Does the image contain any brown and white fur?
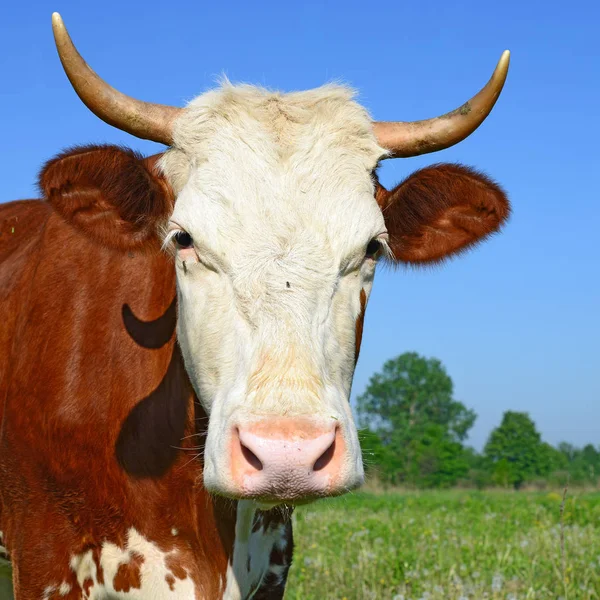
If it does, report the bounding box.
[0,82,509,599]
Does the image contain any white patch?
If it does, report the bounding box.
[69,528,196,600]
[222,501,288,600]
[160,83,385,497]
[171,528,178,536]
[42,585,56,600]
[59,582,72,596]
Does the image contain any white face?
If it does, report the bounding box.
[161,83,388,502]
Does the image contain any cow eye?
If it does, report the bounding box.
[365,238,382,259]
[174,231,194,249]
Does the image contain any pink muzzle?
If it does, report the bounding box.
[230,418,346,501]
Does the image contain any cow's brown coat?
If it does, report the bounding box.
[0,145,508,599]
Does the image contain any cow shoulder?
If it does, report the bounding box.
[0,200,53,418]
[39,145,173,251]
[0,199,52,295]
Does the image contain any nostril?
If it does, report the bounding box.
[313,438,336,472]
[240,442,263,471]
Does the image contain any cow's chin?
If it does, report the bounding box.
[201,415,365,505]
[203,472,365,507]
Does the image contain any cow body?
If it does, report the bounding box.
[0,197,292,599]
[2,32,511,593]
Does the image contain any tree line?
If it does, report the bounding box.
[357,352,597,489]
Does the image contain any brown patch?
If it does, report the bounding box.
[165,555,188,580]
[93,548,105,585]
[354,288,367,362]
[113,552,144,593]
[82,578,94,597]
[376,163,510,265]
[165,574,176,591]
[0,145,252,600]
[39,145,173,251]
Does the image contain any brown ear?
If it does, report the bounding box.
[377,164,510,264]
[39,145,173,251]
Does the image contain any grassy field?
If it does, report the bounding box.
[285,490,600,600]
[1,491,599,599]
[0,558,12,600]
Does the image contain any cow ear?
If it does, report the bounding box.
[39,145,173,251]
[377,164,510,265]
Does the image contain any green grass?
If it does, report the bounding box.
[2,491,599,599]
[285,490,600,600]
[0,558,12,600]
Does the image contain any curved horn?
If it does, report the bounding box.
[51,13,181,145]
[374,51,510,158]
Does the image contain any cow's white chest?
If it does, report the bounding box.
[68,528,196,600]
[222,501,289,600]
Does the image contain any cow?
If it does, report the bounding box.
[0,12,511,600]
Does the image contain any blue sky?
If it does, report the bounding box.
[2,0,598,450]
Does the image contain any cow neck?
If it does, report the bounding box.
[223,501,294,600]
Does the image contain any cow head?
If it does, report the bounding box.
[45,14,510,504]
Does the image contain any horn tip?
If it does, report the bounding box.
[51,12,65,32]
[492,50,510,83]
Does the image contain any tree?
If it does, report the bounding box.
[358,428,390,476]
[484,411,550,489]
[407,423,470,488]
[580,444,599,483]
[357,352,476,487]
[539,441,568,473]
[462,446,493,489]
[556,442,600,484]
[557,441,578,463]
